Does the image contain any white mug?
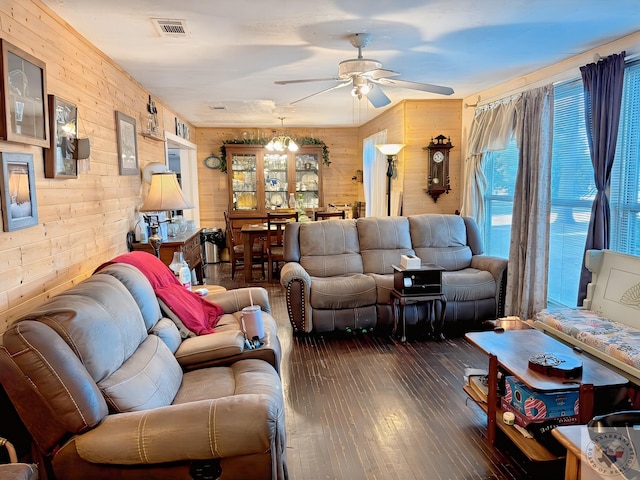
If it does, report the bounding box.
[241,305,264,340]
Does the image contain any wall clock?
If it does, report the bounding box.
[423,134,453,202]
[204,154,222,169]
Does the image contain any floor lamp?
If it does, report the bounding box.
[140,171,194,258]
[375,144,405,216]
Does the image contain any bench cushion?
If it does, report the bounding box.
[536,308,640,369]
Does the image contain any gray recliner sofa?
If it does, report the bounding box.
[0,259,287,479]
[281,213,507,336]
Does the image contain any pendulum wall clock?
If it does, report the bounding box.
[424,134,453,202]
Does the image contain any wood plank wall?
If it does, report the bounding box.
[197,99,462,228]
[0,1,194,330]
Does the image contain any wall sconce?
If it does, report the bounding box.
[375,143,405,216]
[351,169,363,182]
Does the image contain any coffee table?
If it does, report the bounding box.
[465,328,628,462]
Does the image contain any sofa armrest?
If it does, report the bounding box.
[204,287,271,314]
[174,330,245,368]
[470,255,508,317]
[75,396,279,464]
[280,262,312,333]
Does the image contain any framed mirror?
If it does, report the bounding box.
[0,40,49,147]
[45,95,78,178]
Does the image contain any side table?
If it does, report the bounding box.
[131,228,204,284]
[390,263,446,342]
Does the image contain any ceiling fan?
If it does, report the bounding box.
[275,33,454,108]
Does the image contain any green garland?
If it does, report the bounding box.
[219,136,330,173]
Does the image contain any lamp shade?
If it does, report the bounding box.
[376,144,406,156]
[140,172,194,212]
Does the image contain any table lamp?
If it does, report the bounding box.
[375,144,405,216]
[140,171,194,257]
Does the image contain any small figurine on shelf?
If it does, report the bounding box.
[147,95,159,135]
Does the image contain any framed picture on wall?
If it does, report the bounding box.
[0,152,38,231]
[116,111,138,175]
[0,39,49,148]
[45,95,78,178]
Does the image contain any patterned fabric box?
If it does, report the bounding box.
[503,376,579,423]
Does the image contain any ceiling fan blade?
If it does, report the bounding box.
[290,80,352,105]
[366,84,391,108]
[377,78,454,96]
[275,77,340,85]
[361,68,400,80]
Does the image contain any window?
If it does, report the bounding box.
[483,142,518,258]
[611,61,640,256]
[483,64,640,307]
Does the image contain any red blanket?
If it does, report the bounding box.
[99,251,223,335]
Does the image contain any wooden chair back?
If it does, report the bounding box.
[314,210,346,221]
[266,211,298,281]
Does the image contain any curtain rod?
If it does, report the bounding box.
[467,50,640,110]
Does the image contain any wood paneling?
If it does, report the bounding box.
[357,99,462,216]
[0,1,194,330]
[195,127,360,229]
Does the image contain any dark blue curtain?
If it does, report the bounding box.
[577,52,625,305]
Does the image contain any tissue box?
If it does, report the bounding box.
[400,254,421,269]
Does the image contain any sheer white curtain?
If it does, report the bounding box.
[363,130,387,217]
[506,85,554,319]
[460,97,519,225]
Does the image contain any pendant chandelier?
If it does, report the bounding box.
[265,117,298,152]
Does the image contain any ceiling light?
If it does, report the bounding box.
[265,117,298,152]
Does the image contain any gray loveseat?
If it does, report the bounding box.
[281,214,507,336]
[0,258,286,479]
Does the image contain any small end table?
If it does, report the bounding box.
[391,264,446,342]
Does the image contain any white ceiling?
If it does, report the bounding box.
[42,0,640,128]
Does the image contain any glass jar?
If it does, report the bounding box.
[169,252,184,276]
[288,193,297,209]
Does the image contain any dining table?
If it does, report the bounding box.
[240,217,307,282]
[240,222,270,282]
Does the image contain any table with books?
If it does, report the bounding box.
[464,328,628,462]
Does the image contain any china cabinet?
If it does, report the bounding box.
[226,145,323,214]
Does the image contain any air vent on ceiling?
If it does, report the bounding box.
[152,18,189,37]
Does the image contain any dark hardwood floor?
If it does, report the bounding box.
[204,263,565,480]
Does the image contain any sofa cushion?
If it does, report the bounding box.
[150,317,182,353]
[310,274,377,309]
[367,273,394,305]
[94,263,163,332]
[442,269,496,301]
[20,274,148,383]
[299,220,363,276]
[357,217,414,274]
[409,214,473,270]
[98,334,183,413]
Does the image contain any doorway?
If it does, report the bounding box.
[164,130,200,227]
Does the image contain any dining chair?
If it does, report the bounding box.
[224,211,266,279]
[266,211,298,281]
[314,210,346,221]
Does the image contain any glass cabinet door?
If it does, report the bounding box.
[295,152,319,210]
[264,152,288,209]
[231,151,258,211]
